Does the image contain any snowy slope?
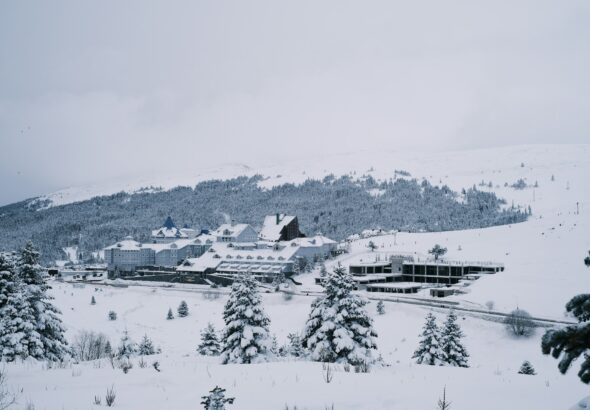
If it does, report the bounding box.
[29,144,590,209]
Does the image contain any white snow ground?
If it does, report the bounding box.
[3,284,588,410]
[4,144,590,409]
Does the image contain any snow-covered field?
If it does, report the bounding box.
[5,144,590,409]
[4,283,588,410]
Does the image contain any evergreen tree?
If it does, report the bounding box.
[542,294,590,383]
[440,310,469,367]
[302,265,377,365]
[17,242,69,361]
[117,330,137,359]
[105,340,113,356]
[376,300,385,315]
[413,312,444,366]
[201,386,234,410]
[0,252,41,361]
[197,323,221,356]
[91,296,96,305]
[177,300,189,317]
[287,332,304,357]
[319,262,328,278]
[167,308,174,320]
[270,334,279,356]
[221,274,271,364]
[138,334,156,356]
[0,253,17,309]
[518,360,536,375]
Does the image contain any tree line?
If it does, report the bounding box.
[0,175,527,264]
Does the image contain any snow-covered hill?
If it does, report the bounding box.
[29,144,590,212]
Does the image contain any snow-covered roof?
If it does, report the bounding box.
[177,241,298,273]
[259,214,296,241]
[104,238,143,251]
[287,235,337,248]
[105,233,216,253]
[150,216,189,239]
[151,226,188,239]
[212,223,253,238]
[350,260,392,267]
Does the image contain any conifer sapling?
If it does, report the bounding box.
[177,300,189,317]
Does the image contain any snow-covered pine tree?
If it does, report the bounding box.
[542,293,590,383]
[270,335,279,356]
[105,340,113,356]
[91,296,96,305]
[17,242,69,361]
[287,332,304,357]
[198,323,221,356]
[0,253,17,310]
[0,252,42,361]
[413,312,444,366]
[166,308,174,320]
[138,334,156,356]
[201,386,234,410]
[177,300,189,317]
[440,310,469,367]
[319,262,328,278]
[117,330,137,359]
[518,360,536,375]
[376,300,385,315]
[220,274,271,364]
[302,265,377,365]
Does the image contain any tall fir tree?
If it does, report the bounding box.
[302,265,377,365]
[17,242,69,361]
[440,310,469,367]
[0,253,17,309]
[221,274,271,364]
[413,312,444,366]
[0,252,42,361]
[198,323,221,356]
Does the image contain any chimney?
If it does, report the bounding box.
[276,213,280,225]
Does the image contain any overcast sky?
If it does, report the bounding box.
[1,1,589,205]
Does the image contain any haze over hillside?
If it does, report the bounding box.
[23,144,589,209]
